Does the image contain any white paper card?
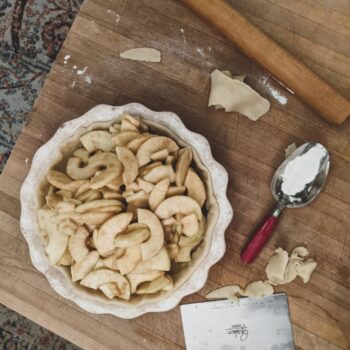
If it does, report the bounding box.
[180,293,294,350]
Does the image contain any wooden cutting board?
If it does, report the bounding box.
[1,0,349,349]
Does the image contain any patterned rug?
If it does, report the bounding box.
[1,0,82,348]
[0,0,83,173]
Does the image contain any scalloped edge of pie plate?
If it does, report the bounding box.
[20,103,233,318]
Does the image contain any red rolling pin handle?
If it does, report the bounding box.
[240,208,282,264]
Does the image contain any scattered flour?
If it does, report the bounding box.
[77,66,88,75]
[63,55,70,65]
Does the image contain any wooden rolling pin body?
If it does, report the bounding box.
[182,0,350,125]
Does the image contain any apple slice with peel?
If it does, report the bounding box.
[155,195,202,220]
[47,170,85,192]
[136,136,179,167]
[75,199,122,213]
[166,186,186,197]
[180,213,199,237]
[126,133,153,153]
[184,168,206,207]
[138,209,164,260]
[68,226,89,263]
[80,269,131,300]
[149,178,170,211]
[80,130,114,152]
[105,245,142,275]
[131,247,170,274]
[38,208,68,264]
[95,213,133,257]
[112,131,139,146]
[136,275,172,294]
[116,146,138,185]
[143,165,175,184]
[175,147,192,186]
[127,271,164,293]
[71,251,99,282]
[114,228,150,248]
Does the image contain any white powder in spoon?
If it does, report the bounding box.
[281,144,326,195]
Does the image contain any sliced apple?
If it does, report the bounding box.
[81,212,115,225]
[167,243,179,260]
[98,283,120,299]
[125,182,140,192]
[106,175,124,191]
[166,186,186,197]
[68,226,89,262]
[90,164,123,190]
[136,178,154,193]
[149,178,170,211]
[122,113,141,128]
[184,168,206,207]
[74,181,91,197]
[179,217,205,247]
[139,161,162,177]
[57,218,77,236]
[116,146,138,185]
[136,136,179,167]
[175,147,192,186]
[114,228,150,248]
[135,275,170,294]
[175,246,192,262]
[112,131,139,146]
[165,155,175,165]
[143,165,175,184]
[87,205,122,213]
[67,152,121,181]
[38,208,68,264]
[80,130,114,152]
[121,119,139,132]
[47,170,84,192]
[73,148,90,163]
[126,191,149,208]
[80,269,131,300]
[58,249,73,266]
[94,212,133,256]
[115,245,142,275]
[151,149,169,161]
[126,133,153,153]
[180,213,199,237]
[75,199,122,213]
[132,247,170,273]
[138,209,164,260]
[101,190,123,200]
[94,258,105,270]
[56,201,75,213]
[127,271,164,293]
[155,195,202,220]
[76,189,102,202]
[45,186,61,210]
[71,250,99,282]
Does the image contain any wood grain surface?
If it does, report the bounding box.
[1,0,349,349]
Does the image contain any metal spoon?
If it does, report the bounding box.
[240,142,330,264]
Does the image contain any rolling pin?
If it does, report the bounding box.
[182,0,350,125]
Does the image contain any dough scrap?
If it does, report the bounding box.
[266,246,317,285]
[284,143,297,158]
[206,280,273,302]
[206,285,243,302]
[208,69,270,121]
[120,48,161,63]
[243,280,274,298]
[206,246,316,303]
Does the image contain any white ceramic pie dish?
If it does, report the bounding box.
[20,103,233,318]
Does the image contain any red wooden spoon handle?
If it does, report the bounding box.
[240,214,280,264]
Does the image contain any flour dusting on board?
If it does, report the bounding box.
[281,144,327,195]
